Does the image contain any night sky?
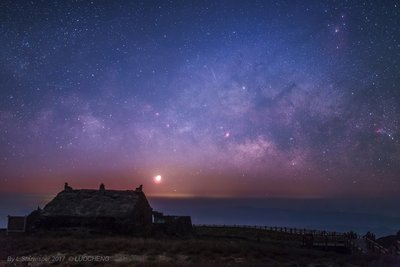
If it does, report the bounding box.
[1,1,399,198]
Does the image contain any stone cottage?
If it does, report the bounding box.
[27,183,153,234]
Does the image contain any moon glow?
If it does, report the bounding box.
[154,175,162,184]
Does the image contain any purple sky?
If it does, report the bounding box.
[1,1,399,197]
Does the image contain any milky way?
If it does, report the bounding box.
[1,1,399,197]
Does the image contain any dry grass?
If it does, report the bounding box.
[0,230,398,267]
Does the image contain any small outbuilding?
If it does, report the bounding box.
[153,211,193,236]
[6,216,27,234]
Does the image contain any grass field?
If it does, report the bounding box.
[1,227,399,267]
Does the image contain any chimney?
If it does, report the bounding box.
[136,184,143,192]
[64,182,72,191]
[99,183,105,192]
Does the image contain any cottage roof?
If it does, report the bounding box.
[42,188,144,217]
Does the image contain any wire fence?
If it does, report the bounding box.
[194,224,399,255]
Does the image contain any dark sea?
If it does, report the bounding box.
[1,193,399,237]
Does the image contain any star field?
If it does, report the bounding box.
[1,1,400,197]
